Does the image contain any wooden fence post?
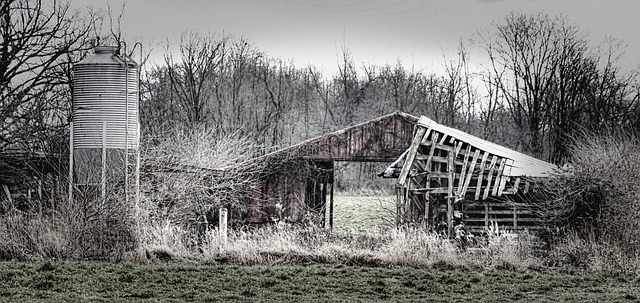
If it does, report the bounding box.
[219,208,228,256]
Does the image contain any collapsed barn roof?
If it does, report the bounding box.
[416,116,557,177]
[392,115,560,234]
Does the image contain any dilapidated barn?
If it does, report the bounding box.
[0,149,65,211]
[235,112,419,226]
[387,116,558,236]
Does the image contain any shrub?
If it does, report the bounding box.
[0,193,136,260]
[532,130,640,271]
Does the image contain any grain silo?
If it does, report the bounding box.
[69,45,140,203]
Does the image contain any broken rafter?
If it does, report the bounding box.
[424,132,440,174]
[474,152,489,200]
[456,145,472,195]
[397,127,429,186]
[497,176,507,196]
[459,149,480,200]
[482,155,498,200]
[492,158,507,196]
[438,134,448,145]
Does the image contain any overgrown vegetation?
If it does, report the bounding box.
[532,131,640,272]
[2,128,640,276]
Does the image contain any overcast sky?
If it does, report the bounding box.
[73,0,640,76]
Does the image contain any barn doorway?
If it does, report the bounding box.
[323,161,396,231]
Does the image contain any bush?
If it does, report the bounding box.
[532,130,640,271]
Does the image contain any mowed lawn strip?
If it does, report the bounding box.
[0,261,638,302]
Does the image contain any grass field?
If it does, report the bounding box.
[0,261,639,302]
[329,195,395,232]
[2,196,639,302]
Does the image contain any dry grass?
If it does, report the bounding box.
[133,221,541,271]
[0,195,136,260]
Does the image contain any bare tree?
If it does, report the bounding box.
[334,46,376,126]
[0,0,97,151]
[140,65,180,140]
[482,12,639,162]
[164,31,225,128]
[481,12,564,158]
[441,40,478,132]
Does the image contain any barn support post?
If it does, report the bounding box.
[321,181,327,227]
[424,180,430,229]
[395,185,402,226]
[329,182,334,229]
[404,178,412,222]
[447,148,454,238]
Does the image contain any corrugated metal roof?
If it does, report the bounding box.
[418,116,558,177]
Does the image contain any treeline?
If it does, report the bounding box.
[140,33,483,155]
[1,0,639,165]
[140,13,640,164]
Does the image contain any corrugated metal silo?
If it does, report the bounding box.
[70,46,140,202]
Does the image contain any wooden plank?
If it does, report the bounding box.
[405,177,413,221]
[464,209,532,215]
[482,156,498,200]
[464,201,519,208]
[420,141,454,152]
[459,149,480,199]
[474,152,489,200]
[330,182,334,229]
[523,180,530,194]
[418,171,461,178]
[438,134,448,145]
[397,127,428,185]
[424,175,430,227]
[424,133,440,173]
[512,177,521,194]
[453,142,464,160]
[497,176,508,196]
[395,186,402,226]
[321,181,327,227]
[420,128,433,145]
[466,225,546,232]
[409,187,448,194]
[415,155,464,166]
[447,148,455,238]
[492,158,507,196]
[456,145,472,195]
[464,217,531,223]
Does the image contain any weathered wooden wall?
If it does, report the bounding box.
[239,112,419,226]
